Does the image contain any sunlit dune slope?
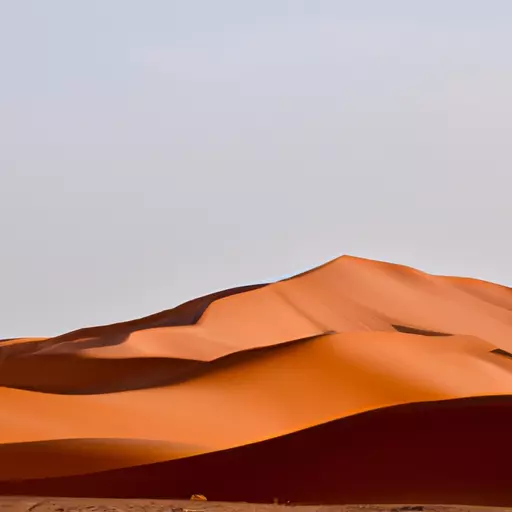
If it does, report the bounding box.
[1,255,512,503]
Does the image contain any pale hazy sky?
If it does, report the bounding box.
[1,1,511,338]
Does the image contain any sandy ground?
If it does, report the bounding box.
[0,498,510,512]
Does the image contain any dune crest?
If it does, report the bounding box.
[1,255,512,504]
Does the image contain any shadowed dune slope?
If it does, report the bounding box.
[0,354,203,394]
[1,255,512,503]
[0,438,205,480]
[2,396,512,506]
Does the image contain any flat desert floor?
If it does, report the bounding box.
[1,500,510,512]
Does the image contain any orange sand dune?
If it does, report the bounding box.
[2,396,511,505]
[1,255,512,504]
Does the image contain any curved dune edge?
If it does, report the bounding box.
[2,396,512,506]
[0,333,331,395]
[0,283,267,359]
[0,354,203,394]
[0,438,206,480]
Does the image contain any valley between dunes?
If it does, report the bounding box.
[1,255,512,505]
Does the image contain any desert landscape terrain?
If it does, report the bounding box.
[1,498,511,512]
[1,255,512,505]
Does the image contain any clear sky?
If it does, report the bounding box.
[1,1,511,337]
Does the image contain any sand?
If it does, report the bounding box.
[1,498,508,512]
[1,255,512,504]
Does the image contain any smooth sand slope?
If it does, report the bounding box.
[1,255,512,504]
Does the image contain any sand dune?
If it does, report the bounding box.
[2,396,511,505]
[1,255,512,504]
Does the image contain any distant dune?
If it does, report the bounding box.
[1,255,512,504]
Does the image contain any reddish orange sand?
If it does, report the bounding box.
[1,255,512,504]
